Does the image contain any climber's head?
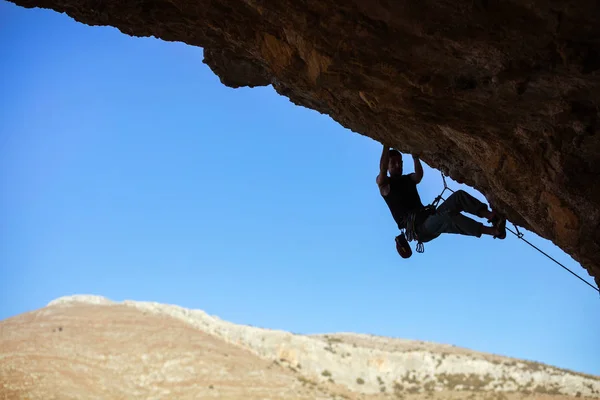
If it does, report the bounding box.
[388,150,403,176]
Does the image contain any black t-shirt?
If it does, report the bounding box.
[382,174,424,229]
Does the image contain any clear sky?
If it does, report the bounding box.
[1,1,598,376]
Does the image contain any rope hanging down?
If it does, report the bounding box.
[506,225,599,294]
[435,172,600,295]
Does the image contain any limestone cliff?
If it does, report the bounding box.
[8,0,600,287]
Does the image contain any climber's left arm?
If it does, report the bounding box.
[410,154,423,184]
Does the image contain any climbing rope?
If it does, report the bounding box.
[431,172,455,208]
[506,225,600,294]
[435,171,600,295]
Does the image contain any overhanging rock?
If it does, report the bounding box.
[9,0,600,288]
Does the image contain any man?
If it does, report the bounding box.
[376,145,506,249]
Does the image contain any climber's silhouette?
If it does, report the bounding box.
[376,145,506,257]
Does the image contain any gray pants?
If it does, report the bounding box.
[416,190,488,242]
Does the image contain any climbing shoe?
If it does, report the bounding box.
[491,214,507,240]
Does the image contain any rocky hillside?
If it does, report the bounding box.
[1,295,599,399]
[7,0,600,288]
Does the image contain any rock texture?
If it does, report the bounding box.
[2,295,600,399]
[7,0,600,287]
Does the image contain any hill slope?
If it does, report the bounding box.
[1,295,599,399]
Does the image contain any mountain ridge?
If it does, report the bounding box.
[2,294,597,399]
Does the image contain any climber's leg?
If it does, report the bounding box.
[436,190,491,218]
[417,213,483,242]
[416,209,506,242]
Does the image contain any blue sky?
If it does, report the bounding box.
[1,1,598,376]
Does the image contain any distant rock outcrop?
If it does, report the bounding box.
[7,0,600,287]
[2,295,599,399]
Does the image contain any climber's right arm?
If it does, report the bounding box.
[376,145,390,196]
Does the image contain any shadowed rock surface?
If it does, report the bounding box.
[6,0,600,287]
[1,295,600,399]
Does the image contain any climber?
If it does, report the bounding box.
[376,145,506,247]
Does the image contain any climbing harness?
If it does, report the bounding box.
[399,171,600,295]
[404,212,423,253]
[399,172,453,255]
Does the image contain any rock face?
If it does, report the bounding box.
[2,295,600,400]
[7,0,600,287]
